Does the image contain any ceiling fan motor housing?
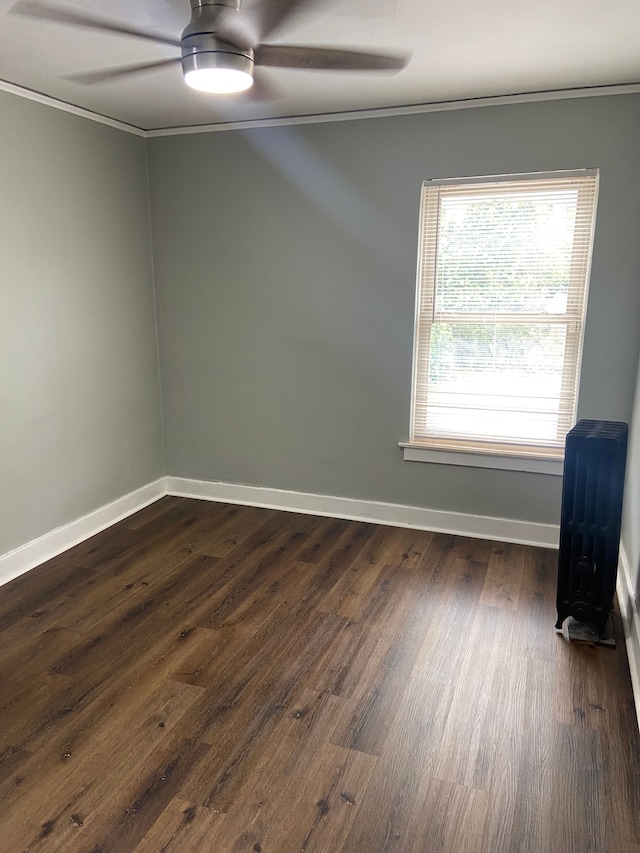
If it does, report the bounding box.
[181,0,254,80]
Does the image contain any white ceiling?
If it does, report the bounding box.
[1,0,640,133]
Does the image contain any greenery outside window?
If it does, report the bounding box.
[407,169,599,463]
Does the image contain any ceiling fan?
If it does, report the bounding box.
[10,0,409,95]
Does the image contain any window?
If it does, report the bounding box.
[406,169,599,469]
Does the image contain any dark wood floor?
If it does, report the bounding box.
[1,497,639,853]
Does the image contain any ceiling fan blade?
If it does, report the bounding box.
[214,19,257,52]
[255,45,409,72]
[64,58,182,86]
[236,0,317,44]
[9,1,182,48]
[260,0,318,39]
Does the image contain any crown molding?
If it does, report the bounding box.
[146,82,640,137]
[0,79,146,136]
[2,77,640,138]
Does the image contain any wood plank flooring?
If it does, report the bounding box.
[0,497,639,852]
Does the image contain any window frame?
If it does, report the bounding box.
[404,169,599,471]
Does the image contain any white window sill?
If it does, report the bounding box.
[400,443,564,475]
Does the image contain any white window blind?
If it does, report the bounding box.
[410,170,599,459]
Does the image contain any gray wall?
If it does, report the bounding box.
[4,91,638,555]
[148,94,640,526]
[0,92,163,555]
[621,355,640,597]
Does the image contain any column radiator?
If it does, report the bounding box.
[555,419,628,639]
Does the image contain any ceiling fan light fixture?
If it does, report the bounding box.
[182,50,253,94]
[185,66,253,93]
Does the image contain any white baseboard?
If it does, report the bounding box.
[0,478,166,589]
[617,545,640,732]
[165,476,560,549]
[2,474,635,725]
[0,475,561,592]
